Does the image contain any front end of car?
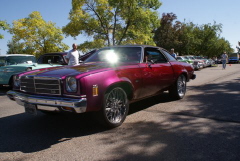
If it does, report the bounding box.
[0,67,15,85]
[7,72,88,115]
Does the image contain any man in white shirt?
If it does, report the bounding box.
[66,43,80,66]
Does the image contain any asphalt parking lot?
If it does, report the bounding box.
[0,64,240,161]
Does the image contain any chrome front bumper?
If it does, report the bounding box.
[7,90,87,113]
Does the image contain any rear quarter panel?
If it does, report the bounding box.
[169,61,194,81]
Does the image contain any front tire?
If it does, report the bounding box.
[97,87,129,128]
[169,74,187,100]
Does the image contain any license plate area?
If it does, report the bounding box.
[24,103,37,115]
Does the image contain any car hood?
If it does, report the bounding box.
[21,62,121,78]
[0,63,60,69]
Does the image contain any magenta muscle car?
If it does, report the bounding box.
[7,45,196,128]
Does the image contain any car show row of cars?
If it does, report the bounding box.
[177,55,219,70]
[0,51,94,87]
[176,52,240,71]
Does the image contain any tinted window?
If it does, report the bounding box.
[39,55,64,64]
[85,47,142,63]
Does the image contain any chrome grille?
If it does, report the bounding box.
[20,76,61,95]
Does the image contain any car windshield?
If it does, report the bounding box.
[176,57,183,60]
[5,56,36,65]
[84,47,142,63]
[188,56,195,60]
[0,57,6,66]
[194,56,202,59]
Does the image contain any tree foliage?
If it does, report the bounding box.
[6,40,26,54]
[0,20,9,39]
[63,0,162,52]
[154,13,233,57]
[9,11,69,56]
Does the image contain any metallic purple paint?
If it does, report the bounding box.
[7,45,196,127]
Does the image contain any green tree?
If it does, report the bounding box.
[6,40,25,54]
[154,13,233,57]
[6,40,37,55]
[9,11,69,55]
[63,0,161,52]
[0,20,9,39]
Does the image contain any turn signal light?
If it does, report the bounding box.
[62,107,72,111]
[93,85,98,96]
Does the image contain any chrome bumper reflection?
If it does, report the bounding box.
[7,90,87,113]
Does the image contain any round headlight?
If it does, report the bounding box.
[13,75,20,87]
[66,77,77,92]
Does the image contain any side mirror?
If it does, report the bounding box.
[147,60,155,68]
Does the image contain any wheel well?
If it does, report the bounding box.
[8,76,13,86]
[181,72,188,81]
[106,82,133,101]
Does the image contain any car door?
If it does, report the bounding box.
[139,47,174,98]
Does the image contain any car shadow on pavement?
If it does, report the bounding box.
[128,92,173,115]
[0,87,10,96]
[179,77,240,123]
[98,77,240,160]
[0,77,239,160]
[0,112,106,153]
[0,92,172,154]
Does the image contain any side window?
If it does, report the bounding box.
[144,48,167,63]
[41,55,54,64]
[53,56,63,64]
[161,49,177,61]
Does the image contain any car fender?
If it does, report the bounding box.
[81,70,134,112]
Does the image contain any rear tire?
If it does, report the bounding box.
[97,87,129,128]
[169,74,187,100]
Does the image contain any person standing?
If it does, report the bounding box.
[221,52,228,69]
[66,43,80,66]
[170,48,177,58]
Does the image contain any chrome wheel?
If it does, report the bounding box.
[177,75,186,98]
[104,87,128,125]
[169,74,186,100]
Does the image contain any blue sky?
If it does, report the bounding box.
[0,0,239,55]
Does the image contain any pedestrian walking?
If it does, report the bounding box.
[221,52,228,69]
[66,43,80,66]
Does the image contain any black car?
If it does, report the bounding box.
[37,52,68,65]
[37,50,97,65]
